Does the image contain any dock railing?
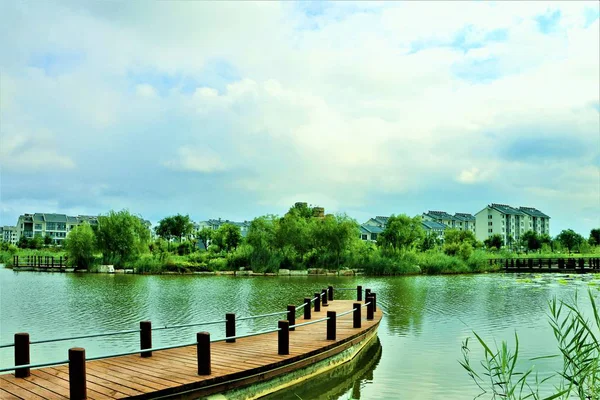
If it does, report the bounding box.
[0,285,376,400]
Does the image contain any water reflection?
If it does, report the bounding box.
[262,338,382,400]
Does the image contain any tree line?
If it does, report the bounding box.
[5,205,598,274]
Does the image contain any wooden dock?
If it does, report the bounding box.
[0,292,382,400]
[490,257,600,274]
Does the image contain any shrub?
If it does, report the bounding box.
[208,257,228,271]
[227,244,252,270]
[417,251,468,274]
[132,254,164,274]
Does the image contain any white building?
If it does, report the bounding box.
[475,203,550,245]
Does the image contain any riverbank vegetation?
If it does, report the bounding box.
[1,205,598,275]
[461,289,599,399]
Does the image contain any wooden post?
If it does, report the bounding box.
[372,293,377,312]
[321,289,328,306]
[226,313,236,343]
[548,258,552,269]
[367,296,374,320]
[14,333,30,378]
[196,332,211,375]
[287,305,296,332]
[558,258,564,269]
[504,259,508,269]
[528,259,533,269]
[303,297,311,320]
[328,286,334,301]
[278,320,289,355]
[353,303,361,328]
[314,292,321,312]
[69,347,87,400]
[365,289,371,303]
[510,259,515,269]
[357,285,362,301]
[327,311,336,340]
[14,255,18,267]
[140,321,152,357]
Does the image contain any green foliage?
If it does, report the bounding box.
[379,214,425,252]
[43,234,53,246]
[196,227,213,250]
[484,234,504,250]
[212,223,242,253]
[64,222,96,270]
[590,229,600,246]
[418,251,468,274]
[521,230,542,253]
[313,214,359,269]
[420,234,439,251]
[95,209,151,266]
[176,241,196,255]
[155,214,194,242]
[208,257,228,271]
[556,229,585,254]
[246,216,277,269]
[461,290,599,399]
[131,254,164,274]
[227,243,252,270]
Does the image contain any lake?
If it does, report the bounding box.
[1,267,598,399]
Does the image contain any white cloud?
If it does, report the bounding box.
[0,1,598,233]
[0,132,75,171]
[163,147,226,173]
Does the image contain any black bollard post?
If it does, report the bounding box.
[365,289,371,303]
[314,292,321,312]
[303,297,311,320]
[328,286,334,301]
[327,311,336,341]
[372,293,377,312]
[226,313,236,343]
[357,285,362,301]
[14,333,30,378]
[353,303,361,328]
[69,347,87,400]
[322,289,328,306]
[278,320,289,355]
[196,332,211,375]
[366,296,374,320]
[287,305,296,332]
[140,321,152,357]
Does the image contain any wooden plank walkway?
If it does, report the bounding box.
[0,300,382,399]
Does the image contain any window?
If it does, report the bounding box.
[488,215,492,219]
[361,234,367,240]
[488,221,493,226]
[35,224,42,230]
[371,233,378,241]
[488,229,493,233]
[502,228,505,232]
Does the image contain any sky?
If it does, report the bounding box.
[0,1,599,236]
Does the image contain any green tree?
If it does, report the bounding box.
[247,216,278,268]
[378,214,425,252]
[155,214,194,244]
[313,214,359,269]
[556,229,584,254]
[64,223,96,270]
[444,229,477,247]
[17,236,30,249]
[197,227,214,250]
[589,228,600,246]
[420,234,438,251]
[520,230,541,253]
[275,212,313,263]
[29,235,43,249]
[484,234,504,249]
[95,210,151,266]
[43,234,53,246]
[212,223,242,252]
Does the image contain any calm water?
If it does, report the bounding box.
[1,267,598,399]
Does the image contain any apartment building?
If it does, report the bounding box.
[197,218,251,237]
[360,215,447,243]
[0,226,18,245]
[12,213,99,245]
[422,211,476,233]
[474,204,550,244]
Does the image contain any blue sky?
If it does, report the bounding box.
[0,1,599,236]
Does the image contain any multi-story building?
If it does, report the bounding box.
[421,220,447,241]
[422,211,475,233]
[518,207,550,236]
[474,204,550,244]
[0,226,18,245]
[11,213,99,245]
[453,213,476,234]
[197,218,251,237]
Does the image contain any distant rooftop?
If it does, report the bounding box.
[518,206,550,219]
[490,203,524,215]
